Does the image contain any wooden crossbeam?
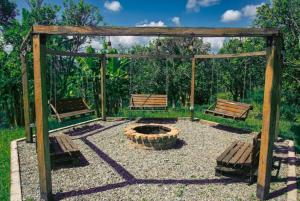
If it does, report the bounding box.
[45,49,190,59]
[45,48,266,60]
[194,51,267,59]
[32,25,280,37]
[45,48,104,58]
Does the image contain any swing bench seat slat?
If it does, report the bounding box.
[215,132,261,183]
[49,134,81,163]
[49,97,94,122]
[205,99,253,120]
[129,94,167,110]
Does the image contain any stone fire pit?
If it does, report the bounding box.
[124,124,179,150]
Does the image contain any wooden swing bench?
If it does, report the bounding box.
[49,97,94,122]
[49,134,81,163]
[205,99,253,120]
[215,132,261,183]
[129,94,168,110]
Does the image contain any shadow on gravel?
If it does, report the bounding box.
[51,153,89,170]
[54,137,242,200]
[64,124,104,136]
[211,124,252,134]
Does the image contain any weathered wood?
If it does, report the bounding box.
[49,98,94,122]
[33,34,52,201]
[216,133,261,183]
[49,134,80,162]
[216,140,239,162]
[46,48,265,60]
[190,57,196,121]
[130,94,167,109]
[46,48,104,58]
[101,57,106,121]
[21,53,32,143]
[205,99,253,120]
[194,51,266,59]
[32,25,280,37]
[275,37,283,140]
[257,36,282,200]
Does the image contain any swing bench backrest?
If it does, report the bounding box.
[49,97,94,122]
[130,94,168,110]
[206,99,253,120]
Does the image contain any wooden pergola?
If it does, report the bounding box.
[21,25,282,201]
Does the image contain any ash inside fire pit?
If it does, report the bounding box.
[133,125,171,134]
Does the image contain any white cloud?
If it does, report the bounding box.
[171,17,181,27]
[110,21,166,48]
[203,37,225,53]
[104,1,122,12]
[110,36,154,48]
[136,20,166,27]
[242,4,263,18]
[79,38,103,51]
[221,10,242,22]
[186,0,220,12]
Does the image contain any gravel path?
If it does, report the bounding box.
[18,120,288,201]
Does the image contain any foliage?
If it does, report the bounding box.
[0,0,17,25]
[255,0,300,120]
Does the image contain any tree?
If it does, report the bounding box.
[0,0,17,25]
[255,0,300,120]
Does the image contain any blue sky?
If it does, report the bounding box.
[15,0,266,51]
[16,0,265,27]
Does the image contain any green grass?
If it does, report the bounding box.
[0,128,23,201]
[0,104,298,201]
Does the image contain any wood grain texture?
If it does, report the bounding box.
[130,94,167,108]
[46,49,265,60]
[21,53,32,142]
[194,51,266,59]
[101,57,106,121]
[257,36,282,200]
[33,34,52,200]
[190,57,196,121]
[32,25,280,37]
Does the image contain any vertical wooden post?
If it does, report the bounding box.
[33,34,52,201]
[21,52,32,143]
[275,36,283,140]
[257,36,282,200]
[190,57,196,121]
[101,56,106,121]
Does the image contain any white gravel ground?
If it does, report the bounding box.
[18,120,288,201]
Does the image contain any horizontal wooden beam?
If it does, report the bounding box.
[45,48,104,58]
[106,53,190,59]
[46,49,266,60]
[45,49,190,59]
[194,51,267,59]
[33,25,279,37]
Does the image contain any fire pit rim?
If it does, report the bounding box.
[124,123,180,150]
[124,123,179,139]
